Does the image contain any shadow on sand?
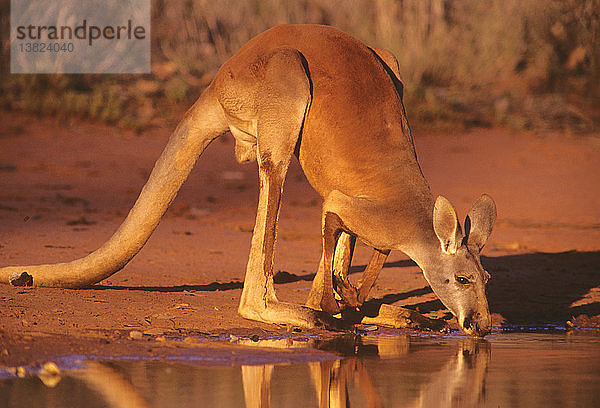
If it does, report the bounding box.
[88,251,600,326]
[484,250,600,324]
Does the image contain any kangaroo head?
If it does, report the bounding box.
[427,194,497,337]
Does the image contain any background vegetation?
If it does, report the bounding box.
[1,0,598,132]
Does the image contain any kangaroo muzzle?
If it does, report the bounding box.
[461,310,492,338]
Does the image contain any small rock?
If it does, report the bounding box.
[173,303,191,310]
[9,271,33,287]
[38,362,61,388]
[129,330,143,340]
[16,366,26,378]
[143,328,165,336]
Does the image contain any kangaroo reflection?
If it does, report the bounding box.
[412,339,490,408]
[242,365,274,408]
[242,336,490,408]
[308,359,383,408]
[74,361,151,408]
[70,336,489,408]
[241,356,381,408]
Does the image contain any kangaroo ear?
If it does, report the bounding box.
[465,194,497,252]
[433,196,463,254]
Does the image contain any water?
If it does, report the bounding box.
[1,331,599,407]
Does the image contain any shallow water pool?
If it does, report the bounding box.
[2,331,599,407]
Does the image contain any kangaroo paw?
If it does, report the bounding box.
[334,277,361,309]
[360,304,449,332]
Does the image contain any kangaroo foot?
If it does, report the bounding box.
[239,300,348,331]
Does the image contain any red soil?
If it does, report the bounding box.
[1,111,598,366]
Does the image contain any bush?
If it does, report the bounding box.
[2,0,598,132]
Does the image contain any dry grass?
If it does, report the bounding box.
[1,0,598,132]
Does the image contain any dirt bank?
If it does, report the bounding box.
[1,112,599,367]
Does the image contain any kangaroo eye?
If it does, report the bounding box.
[456,276,470,285]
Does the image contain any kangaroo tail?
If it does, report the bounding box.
[0,87,228,288]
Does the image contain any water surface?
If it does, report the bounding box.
[1,331,599,407]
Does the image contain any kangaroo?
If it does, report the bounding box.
[0,25,496,337]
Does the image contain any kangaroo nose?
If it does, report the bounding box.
[462,312,491,338]
[474,320,491,337]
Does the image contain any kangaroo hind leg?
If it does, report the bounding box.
[226,48,322,328]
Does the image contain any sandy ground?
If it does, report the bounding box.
[1,111,599,367]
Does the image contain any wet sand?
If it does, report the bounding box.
[1,111,599,366]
